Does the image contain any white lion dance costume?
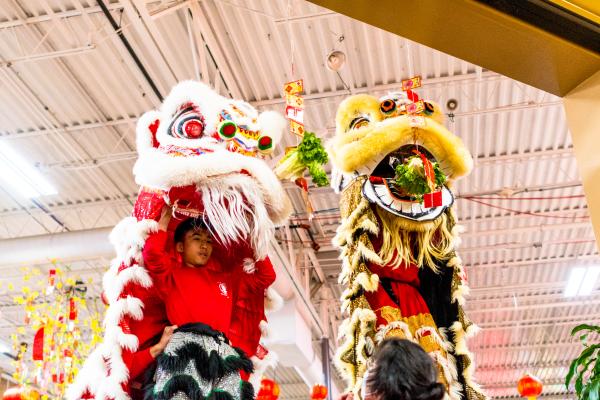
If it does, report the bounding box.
[329,92,486,399]
[68,82,291,400]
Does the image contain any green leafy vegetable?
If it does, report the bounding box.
[274,131,329,187]
[394,155,446,200]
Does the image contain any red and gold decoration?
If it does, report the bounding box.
[311,384,328,400]
[256,378,280,400]
[284,79,305,137]
[517,374,543,399]
[7,263,103,399]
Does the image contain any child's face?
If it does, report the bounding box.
[177,228,213,267]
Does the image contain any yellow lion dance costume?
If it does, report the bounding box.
[329,92,486,400]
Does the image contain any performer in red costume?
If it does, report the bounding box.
[141,207,275,400]
[68,81,290,400]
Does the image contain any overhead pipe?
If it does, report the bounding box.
[97,0,163,102]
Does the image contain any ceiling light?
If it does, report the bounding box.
[578,267,600,296]
[565,266,600,297]
[564,267,586,297]
[446,98,458,111]
[0,141,57,198]
[0,340,11,355]
[326,50,346,72]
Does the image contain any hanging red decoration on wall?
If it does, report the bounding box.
[517,373,543,399]
[32,327,44,361]
[310,384,328,400]
[256,378,280,400]
[68,297,77,320]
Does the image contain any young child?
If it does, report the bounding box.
[142,206,275,400]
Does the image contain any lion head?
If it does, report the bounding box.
[133,81,291,258]
[329,91,472,267]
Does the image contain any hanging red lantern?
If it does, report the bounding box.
[2,387,40,400]
[517,374,543,399]
[311,384,328,400]
[256,378,280,400]
[69,297,77,320]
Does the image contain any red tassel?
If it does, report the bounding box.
[406,89,420,103]
[33,327,44,361]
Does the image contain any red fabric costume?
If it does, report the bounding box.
[228,258,276,358]
[68,81,290,400]
[122,285,168,398]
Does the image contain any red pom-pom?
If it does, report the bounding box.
[222,124,236,137]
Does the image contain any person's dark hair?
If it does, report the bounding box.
[174,218,208,244]
[365,338,445,400]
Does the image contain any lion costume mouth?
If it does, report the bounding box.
[362,144,454,221]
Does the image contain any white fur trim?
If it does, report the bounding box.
[136,110,162,151]
[66,347,107,399]
[265,287,284,312]
[249,351,278,392]
[103,296,145,328]
[133,148,291,224]
[259,320,270,338]
[257,110,286,147]
[243,258,256,274]
[110,218,158,261]
[104,264,153,304]
[199,174,274,259]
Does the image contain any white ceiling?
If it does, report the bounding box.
[0,0,598,399]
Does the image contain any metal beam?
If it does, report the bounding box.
[0,3,123,30]
[474,313,600,330]
[0,45,96,65]
[465,252,600,269]
[188,0,243,99]
[468,297,600,314]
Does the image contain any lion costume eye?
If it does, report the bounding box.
[169,105,205,139]
[349,116,370,131]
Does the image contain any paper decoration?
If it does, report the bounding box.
[32,328,44,361]
[284,79,303,95]
[406,100,425,115]
[401,76,422,91]
[284,79,305,137]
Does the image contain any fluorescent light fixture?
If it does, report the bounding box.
[579,267,600,296]
[564,267,586,297]
[565,266,600,297]
[0,141,57,198]
[0,341,10,354]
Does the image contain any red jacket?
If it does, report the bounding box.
[142,230,237,333]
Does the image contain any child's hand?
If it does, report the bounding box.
[158,205,172,231]
[150,325,177,358]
